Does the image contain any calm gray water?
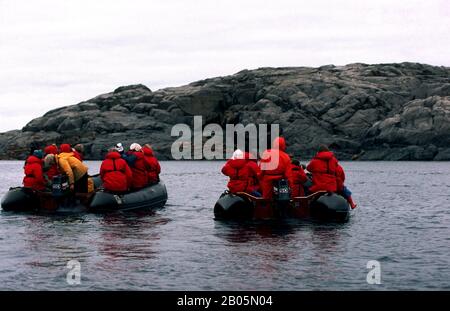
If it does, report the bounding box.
[0,160,449,290]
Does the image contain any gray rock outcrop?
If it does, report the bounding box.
[0,63,449,160]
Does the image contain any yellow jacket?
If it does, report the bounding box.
[57,152,88,185]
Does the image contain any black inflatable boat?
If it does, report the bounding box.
[1,176,168,213]
[0,187,89,213]
[89,182,168,213]
[214,191,350,222]
[1,187,39,212]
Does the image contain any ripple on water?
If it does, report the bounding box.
[0,160,449,290]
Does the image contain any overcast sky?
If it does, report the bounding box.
[0,0,448,132]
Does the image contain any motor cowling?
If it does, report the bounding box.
[273,179,291,202]
[51,175,70,197]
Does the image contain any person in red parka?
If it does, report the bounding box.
[72,144,84,161]
[336,164,345,193]
[43,144,60,185]
[127,143,150,190]
[307,145,339,193]
[291,159,308,197]
[142,144,161,184]
[307,145,357,209]
[335,161,357,209]
[222,149,261,196]
[243,151,261,195]
[23,150,46,191]
[100,149,133,193]
[259,137,294,199]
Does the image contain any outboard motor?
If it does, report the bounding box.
[273,179,291,217]
[52,175,70,197]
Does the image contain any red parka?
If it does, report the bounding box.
[307,151,340,193]
[336,164,345,192]
[222,158,260,194]
[43,146,60,181]
[142,146,161,184]
[45,161,60,182]
[100,151,132,192]
[128,151,150,189]
[73,150,83,161]
[259,137,294,199]
[23,155,46,191]
[291,164,308,197]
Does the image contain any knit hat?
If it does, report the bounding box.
[59,144,72,153]
[231,149,244,160]
[130,143,142,152]
[44,144,58,155]
[33,150,43,159]
[74,144,84,153]
[44,154,56,167]
[115,143,124,153]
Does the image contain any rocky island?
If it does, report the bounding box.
[0,62,449,160]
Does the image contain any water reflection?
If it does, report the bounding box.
[1,160,450,290]
[310,223,346,252]
[214,220,295,243]
[20,214,92,289]
[96,212,169,262]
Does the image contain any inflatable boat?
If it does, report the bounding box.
[1,176,168,213]
[0,187,90,213]
[89,182,168,213]
[214,191,350,222]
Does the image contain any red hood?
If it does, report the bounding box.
[26,155,42,164]
[142,146,154,157]
[315,151,335,160]
[44,145,58,155]
[228,158,247,169]
[59,144,72,153]
[272,137,286,151]
[106,151,122,159]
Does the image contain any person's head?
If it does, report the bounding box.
[44,144,58,155]
[142,144,154,156]
[272,137,286,151]
[130,143,142,152]
[231,149,244,160]
[44,154,56,166]
[144,144,153,150]
[107,147,117,153]
[59,144,72,153]
[29,141,40,155]
[74,144,84,154]
[291,159,300,166]
[115,143,124,153]
[33,149,43,159]
[318,144,330,153]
